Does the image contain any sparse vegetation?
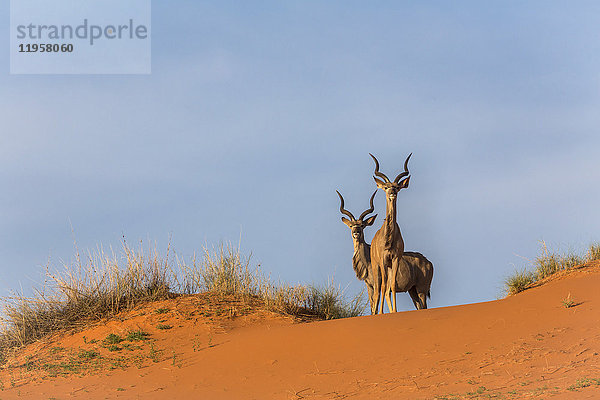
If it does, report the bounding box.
[184,245,365,320]
[567,377,600,391]
[107,344,122,352]
[103,333,124,345]
[0,240,365,363]
[121,342,139,351]
[126,330,149,342]
[505,241,599,295]
[50,346,64,354]
[78,349,99,360]
[39,348,104,377]
[504,269,535,296]
[534,244,583,280]
[184,245,256,299]
[467,386,486,396]
[148,342,160,363]
[0,240,173,362]
[562,293,575,308]
[303,280,366,320]
[587,243,600,261]
[156,324,172,330]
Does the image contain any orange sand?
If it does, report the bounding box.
[2,266,600,399]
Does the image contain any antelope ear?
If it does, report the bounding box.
[341,217,353,227]
[364,214,377,226]
[399,176,410,189]
[373,177,386,188]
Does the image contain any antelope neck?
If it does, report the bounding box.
[352,237,371,281]
[384,196,397,231]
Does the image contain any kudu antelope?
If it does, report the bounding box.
[336,190,379,314]
[337,190,434,312]
[369,153,412,313]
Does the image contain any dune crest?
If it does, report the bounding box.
[2,266,600,399]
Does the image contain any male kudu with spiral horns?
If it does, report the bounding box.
[369,153,412,314]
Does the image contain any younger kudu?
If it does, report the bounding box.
[336,190,378,314]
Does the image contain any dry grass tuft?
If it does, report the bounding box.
[0,240,175,362]
[182,245,365,320]
[304,279,366,320]
[586,243,600,262]
[504,270,535,296]
[505,241,598,296]
[180,244,257,299]
[0,240,365,363]
[562,293,575,309]
[534,242,584,280]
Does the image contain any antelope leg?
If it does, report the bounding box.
[372,263,382,314]
[389,263,398,312]
[418,292,428,309]
[408,287,421,310]
[381,266,392,314]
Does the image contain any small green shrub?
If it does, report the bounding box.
[78,349,99,360]
[155,308,170,314]
[156,324,172,330]
[466,386,487,396]
[562,293,575,308]
[126,330,149,341]
[103,333,123,345]
[567,377,600,391]
[148,342,160,363]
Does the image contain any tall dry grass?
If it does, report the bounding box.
[184,244,365,319]
[504,241,600,296]
[587,243,600,261]
[504,269,535,296]
[0,240,365,363]
[0,241,176,362]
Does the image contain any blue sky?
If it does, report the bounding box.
[1,1,600,311]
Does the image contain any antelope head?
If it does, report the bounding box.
[369,153,412,202]
[336,190,378,242]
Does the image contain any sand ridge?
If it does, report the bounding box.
[2,267,600,399]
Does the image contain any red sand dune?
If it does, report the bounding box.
[2,265,600,399]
